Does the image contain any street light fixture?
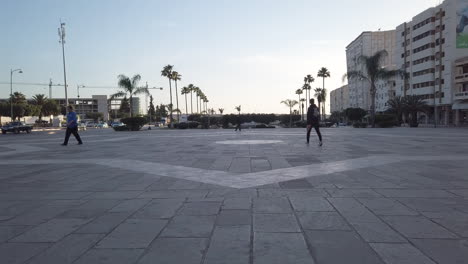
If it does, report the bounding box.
[10,68,23,121]
[58,22,68,107]
[145,83,163,126]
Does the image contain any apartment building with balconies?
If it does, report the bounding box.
[330,85,349,113]
[346,30,397,112]
[395,0,468,126]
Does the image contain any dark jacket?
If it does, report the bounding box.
[307,104,320,124]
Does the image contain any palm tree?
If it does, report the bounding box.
[320,88,327,120]
[187,84,195,114]
[161,65,174,124]
[32,94,47,121]
[281,99,299,128]
[194,87,201,113]
[387,96,405,126]
[302,83,311,112]
[300,98,306,121]
[403,95,429,127]
[171,71,182,121]
[218,108,224,115]
[314,88,323,120]
[295,89,303,118]
[181,86,190,115]
[235,105,241,114]
[304,74,315,107]
[111,74,149,117]
[344,50,403,127]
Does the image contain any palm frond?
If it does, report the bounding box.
[343,71,369,83]
[110,91,126,100]
[131,74,141,89]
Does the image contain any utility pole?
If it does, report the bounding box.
[49,79,52,99]
[58,21,68,107]
[10,68,23,121]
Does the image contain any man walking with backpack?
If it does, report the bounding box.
[306,99,322,146]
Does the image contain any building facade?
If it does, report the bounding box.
[395,0,468,126]
[346,30,397,112]
[330,85,349,113]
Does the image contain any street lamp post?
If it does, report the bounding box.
[145,82,163,126]
[10,68,23,121]
[58,22,68,107]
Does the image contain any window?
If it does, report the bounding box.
[413,68,435,77]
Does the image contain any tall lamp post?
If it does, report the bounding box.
[145,82,163,126]
[10,68,23,121]
[58,22,69,107]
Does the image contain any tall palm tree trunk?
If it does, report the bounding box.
[370,84,377,128]
[190,91,193,114]
[168,79,173,126]
[129,95,133,118]
[175,80,180,122]
[196,96,199,113]
[298,94,301,119]
[289,107,293,128]
[185,94,188,115]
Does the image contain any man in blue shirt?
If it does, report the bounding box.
[62,105,83,146]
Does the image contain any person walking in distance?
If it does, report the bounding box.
[234,114,242,131]
[62,105,83,146]
[306,99,322,146]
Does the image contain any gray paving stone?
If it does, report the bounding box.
[223,198,252,209]
[96,219,167,248]
[208,188,257,198]
[381,216,458,239]
[108,199,151,213]
[305,230,384,264]
[12,218,90,242]
[370,243,436,264]
[26,233,104,264]
[178,201,221,215]
[161,215,216,237]
[205,226,250,264]
[137,237,208,264]
[132,199,184,219]
[449,189,468,197]
[58,199,121,218]
[0,242,51,264]
[229,157,251,173]
[0,225,30,242]
[75,212,132,234]
[411,239,468,264]
[255,213,300,233]
[328,198,381,223]
[1,203,76,225]
[254,232,314,264]
[430,217,468,237]
[375,189,457,198]
[73,249,144,264]
[357,198,418,216]
[279,179,313,189]
[351,221,407,242]
[217,210,251,226]
[327,188,383,198]
[297,212,350,230]
[138,190,209,198]
[289,197,334,212]
[253,197,292,213]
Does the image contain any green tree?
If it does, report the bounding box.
[0,102,9,124]
[387,96,405,125]
[155,104,168,122]
[281,99,299,128]
[10,92,26,105]
[318,67,330,120]
[148,95,156,122]
[181,86,190,115]
[344,50,403,127]
[118,97,131,117]
[218,108,224,115]
[320,88,327,120]
[161,65,174,125]
[345,108,367,123]
[86,112,104,122]
[314,88,323,121]
[171,71,182,121]
[42,100,60,122]
[111,74,149,117]
[235,105,241,115]
[32,94,48,121]
[304,75,314,111]
[403,95,429,127]
[188,84,195,114]
[295,89,303,119]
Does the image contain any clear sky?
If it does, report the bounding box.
[1,0,441,114]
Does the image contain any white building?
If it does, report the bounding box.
[346,30,397,112]
[395,0,468,126]
[330,85,349,113]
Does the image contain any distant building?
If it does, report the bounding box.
[330,85,349,113]
[346,30,397,112]
[395,0,468,126]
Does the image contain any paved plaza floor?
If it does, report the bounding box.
[1,127,468,264]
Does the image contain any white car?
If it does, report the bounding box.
[96,122,109,128]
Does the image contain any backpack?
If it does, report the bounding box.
[313,107,320,118]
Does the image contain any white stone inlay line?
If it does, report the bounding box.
[2,155,468,189]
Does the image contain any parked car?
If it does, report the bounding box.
[1,122,33,134]
[78,122,87,131]
[86,122,97,128]
[96,122,109,128]
[111,122,124,128]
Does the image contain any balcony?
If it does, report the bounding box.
[455,73,468,83]
[455,92,468,100]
